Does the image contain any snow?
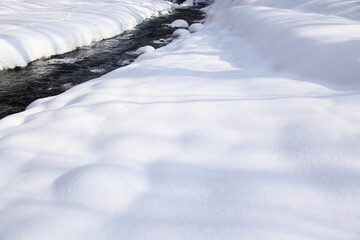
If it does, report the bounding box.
[0,0,172,71]
[207,0,360,90]
[180,0,195,7]
[170,19,189,28]
[188,23,204,33]
[53,163,149,212]
[1,0,360,239]
[172,28,190,37]
[135,45,155,55]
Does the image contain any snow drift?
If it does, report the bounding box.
[207,0,360,90]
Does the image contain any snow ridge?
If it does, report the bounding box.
[207,0,360,90]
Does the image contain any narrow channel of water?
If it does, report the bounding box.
[0,3,208,119]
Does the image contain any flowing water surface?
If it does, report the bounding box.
[0,3,208,119]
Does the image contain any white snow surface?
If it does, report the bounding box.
[1,0,360,239]
[210,0,360,90]
[172,28,190,37]
[135,45,155,55]
[170,19,189,28]
[0,0,172,70]
[188,23,204,33]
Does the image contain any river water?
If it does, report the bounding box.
[0,3,208,119]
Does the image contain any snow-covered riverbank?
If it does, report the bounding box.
[0,0,172,70]
[0,0,360,239]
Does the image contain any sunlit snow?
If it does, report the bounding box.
[136,45,155,55]
[0,0,360,239]
[0,0,172,70]
[170,19,189,28]
[172,28,190,37]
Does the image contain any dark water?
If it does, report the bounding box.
[0,3,208,119]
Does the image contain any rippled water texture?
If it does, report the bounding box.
[0,3,208,119]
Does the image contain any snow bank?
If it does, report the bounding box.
[241,0,360,21]
[0,0,172,70]
[207,0,360,90]
[1,0,360,239]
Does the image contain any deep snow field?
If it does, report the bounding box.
[1,0,360,239]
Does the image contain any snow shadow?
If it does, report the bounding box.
[0,33,31,65]
[207,5,360,91]
[108,160,352,239]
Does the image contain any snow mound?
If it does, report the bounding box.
[172,28,190,37]
[135,45,155,55]
[170,19,189,28]
[53,163,148,212]
[188,23,204,33]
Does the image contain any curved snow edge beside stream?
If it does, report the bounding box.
[0,0,173,70]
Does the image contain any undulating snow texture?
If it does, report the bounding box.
[0,0,172,70]
[1,0,360,239]
[211,0,360,90]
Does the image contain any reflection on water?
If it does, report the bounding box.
[0,4,207,119]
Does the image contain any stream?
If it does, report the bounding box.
[0,3,209,119]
